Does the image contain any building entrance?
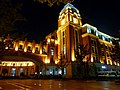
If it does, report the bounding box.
[11,68,16,76]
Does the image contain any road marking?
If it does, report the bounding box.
[11,82,33,89]
[7,82,25,89]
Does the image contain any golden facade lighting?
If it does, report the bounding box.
[15,46,18,51]
[106,59,109,64]
[32,47,35,53]
[72,51,75,61]
[44,56,50,64]
[39,54,47,56]
[73,17,78,24]
[5,47,8,49]
[44,59,50,64]
[61,18,66,25]
[91,55,94,62]
[66,14,68,22]
[66,6,71,10]
[24,48,27,52]
[83,56,87,62]
[55,60,59,64]
[110,60,112,65]
[19,42,24,47]
[117,63,120,66]
[47,38,50,43]
[0,3,119,78]
[2,61,34,66]
[32,49,35,53]
[100,60,104,64]
[55,40,58,44]
[51,39,55,42]
[114,61,117,65]
[40,49,42,54]
[70,15,72,21]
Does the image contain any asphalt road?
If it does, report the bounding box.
[0,79,120,90]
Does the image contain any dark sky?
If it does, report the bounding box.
[15,0,120,42]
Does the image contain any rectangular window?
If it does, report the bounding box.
[75,30,78,48]
[19,45,23,50]
[92,46,95,53]
[27,46,31,50]
[27,46,31,52]
[99,35,102,39]
[42,48,45,54]
[70,15,72,21]
[91,29,95,34]
[87,26,91,33]
[62,31,65,36]
[61,18,65,25]
[91,40,94,45]
[63,37,65,45]
[50,48,54,56]
[11,68,16,76]
[102,51,105,56]
[91,39,97,46]
[42,45,46,54]
[102,36,105,40]
[73,17,78,24]
[106,52,110,57]
[93,57,96,62]
[105,46,108,49]
[63,46,66,55]
[101,44,104,48]
[35,47,39,53]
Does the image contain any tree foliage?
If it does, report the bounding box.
[0,0,24,37]
[112,30,120,63]
[0,0,26,62]
[34,0,74,6]
[73,44,91,79]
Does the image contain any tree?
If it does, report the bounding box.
[56,44,90,78]
[34,0,74,6]
[73,44,91,79]
[111,30,120,65]
[57,53,70,76]
[0,0,24,37]
[0,0,26,62]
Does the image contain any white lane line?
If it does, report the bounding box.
[7,82,25,89]
[12,82,33,89]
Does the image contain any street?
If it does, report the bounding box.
[0,79,119,90]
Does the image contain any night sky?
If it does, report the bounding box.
[15,0,120,42]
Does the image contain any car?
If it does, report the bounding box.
[97,71,117,78]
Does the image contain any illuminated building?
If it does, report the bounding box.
[0,3,120,78]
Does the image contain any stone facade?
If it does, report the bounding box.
[0,3,120,78]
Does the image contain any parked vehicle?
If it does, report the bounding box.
[97,71,117,78]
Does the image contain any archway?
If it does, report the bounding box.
[2,69,8,76]
[2,51,46,76]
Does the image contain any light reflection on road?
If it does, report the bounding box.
[0,79,119,90]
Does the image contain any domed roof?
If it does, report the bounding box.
[60,3,80,15]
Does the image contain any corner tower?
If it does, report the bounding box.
[58,3,82,27]
[57,3,83,78]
